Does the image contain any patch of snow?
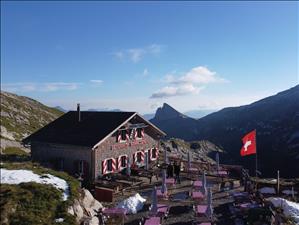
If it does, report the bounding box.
[0,169,69,201]
[259,187,276,194]
[282,190,298,195]
[55,218,64,223]
[268,197,299,224]
[116,193,146,214]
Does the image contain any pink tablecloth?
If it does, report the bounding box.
[197,205,208,214]
[218,170,228,176]
[157,189,168,197]
[189,167,198,172]
[166,178,175,185]
[193,180,203,187]
[157,204,168,214]
[103,208,127,215]
[192,191,204,200]
[144,217,160,225]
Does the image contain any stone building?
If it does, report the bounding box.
[23,106,166,183]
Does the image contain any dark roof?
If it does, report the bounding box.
[23,111,136,147]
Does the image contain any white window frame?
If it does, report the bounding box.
[119,154,127,169]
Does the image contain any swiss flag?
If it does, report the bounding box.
[240,130,256,156]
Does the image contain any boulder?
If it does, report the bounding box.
[87,217,99,225]
[72,199,84,222]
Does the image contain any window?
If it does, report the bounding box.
[107,159,113,172]
[137,128,143,139]
[120,156,127,167]
[151,148,157,159]
[121,130,127,141]
[137,152,142,163]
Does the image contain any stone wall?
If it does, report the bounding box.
[31,142,91,176]
[94,121,160,178]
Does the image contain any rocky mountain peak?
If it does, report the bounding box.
[154,103,187,121]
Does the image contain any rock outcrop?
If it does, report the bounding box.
[68,189,103,224]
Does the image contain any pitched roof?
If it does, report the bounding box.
[23,111,136,147]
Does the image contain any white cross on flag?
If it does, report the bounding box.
[240,130,256,156]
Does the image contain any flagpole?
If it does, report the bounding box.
[255,129,258,178]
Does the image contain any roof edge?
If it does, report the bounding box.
[135,113,167,136]
[92,112,138,150]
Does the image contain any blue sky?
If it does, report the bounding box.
[1,1,298,114]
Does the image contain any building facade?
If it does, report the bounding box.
[23,108,166,182]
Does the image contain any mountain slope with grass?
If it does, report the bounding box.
[0,91,64,149]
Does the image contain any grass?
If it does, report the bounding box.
[0,183,77,225]
[2,147,29,156]
[0,159,80,225]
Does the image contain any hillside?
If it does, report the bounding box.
[150,85,299,178]
[1,91,63,148]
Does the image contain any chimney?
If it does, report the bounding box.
[77,103,81,122]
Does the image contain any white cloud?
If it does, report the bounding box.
[151,84,203,98]
[90,80,103,87]
[147,44,162,54]
[127,48,145,63]
[142,68,149,77]
[1,82,79,92]
[90,79,103,84]
[113,51,124,59]
[151,66,228,99]
[112,44,163,63]
[170,66,228,85]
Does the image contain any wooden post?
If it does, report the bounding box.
[277,170,280,195]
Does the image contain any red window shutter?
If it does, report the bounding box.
[141,129,145,138]
[112,158,116,172]
[102,160,107,175]
[117,131,121,142]
[126,131,129,141]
